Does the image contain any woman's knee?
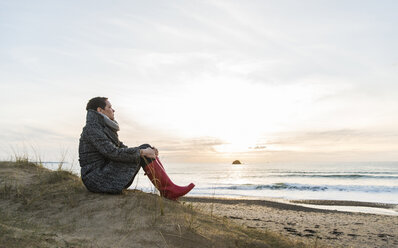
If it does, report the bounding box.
[138,144,155,167]
[138,143,152,149]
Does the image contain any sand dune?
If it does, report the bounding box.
[0,161,311,248]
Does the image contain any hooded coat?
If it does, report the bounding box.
[79,110,141,193]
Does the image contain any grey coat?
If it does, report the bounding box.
[79,110,141,194]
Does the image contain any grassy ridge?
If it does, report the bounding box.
[0,161,313,248]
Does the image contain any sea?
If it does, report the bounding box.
[46,160,398,215]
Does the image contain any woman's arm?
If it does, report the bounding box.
[84,126,141,164]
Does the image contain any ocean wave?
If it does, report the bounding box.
[204,183,398,193]
[270,174,398,179]
[271,171,398,175]
[206,174,398,180]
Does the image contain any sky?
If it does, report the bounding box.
[1,0,398,164]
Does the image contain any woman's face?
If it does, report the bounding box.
[98,100,115,120]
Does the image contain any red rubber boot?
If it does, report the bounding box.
[143,158,195,200]
[155,157,166,170]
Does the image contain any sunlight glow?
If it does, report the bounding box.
[125,76,337,153]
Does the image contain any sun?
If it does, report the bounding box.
[213,129,263,153]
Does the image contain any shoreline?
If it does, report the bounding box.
[289,199,397,209]
[183,195,398,215]
[181,196,398,247]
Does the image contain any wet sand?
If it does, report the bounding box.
[182,197,398,248]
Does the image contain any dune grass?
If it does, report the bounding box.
[0,160,318,248]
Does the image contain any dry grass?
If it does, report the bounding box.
[0,161,315,248]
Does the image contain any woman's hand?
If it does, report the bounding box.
[140,147,157,159]
[152,146,159,156]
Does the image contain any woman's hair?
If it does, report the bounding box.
[86,97,108,111]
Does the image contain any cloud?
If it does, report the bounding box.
[248,145,267,150]
[0,125,73,143]
[263,128,398,153]
[1,1,398,164]
[158,137,226,153]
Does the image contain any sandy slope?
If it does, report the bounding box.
[0,161,309,248]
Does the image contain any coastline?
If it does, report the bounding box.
[182,196,398,248]
[183,196,398,212]
[183,194,398,215]
[289,199,397,209]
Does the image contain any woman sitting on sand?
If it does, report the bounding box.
[78,97,195,200]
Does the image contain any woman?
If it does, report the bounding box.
[78,97,195,200]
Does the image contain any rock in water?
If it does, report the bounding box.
[232,160,241,164]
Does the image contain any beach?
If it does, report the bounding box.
[2,160,398,247]
[6,160,397,247]
[0,161,312,248]
[39,160,398,247]
[182,196,398,248]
